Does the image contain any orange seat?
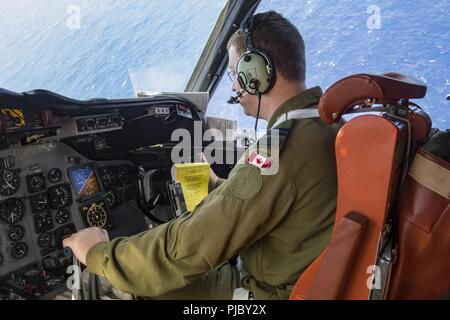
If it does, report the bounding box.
[290,73,432,300]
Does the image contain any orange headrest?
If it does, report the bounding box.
[318,73,427,124]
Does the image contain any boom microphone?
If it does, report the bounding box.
[227,89,247,104]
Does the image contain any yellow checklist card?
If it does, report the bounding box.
[172,162,210,212]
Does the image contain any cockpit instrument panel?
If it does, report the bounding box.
[68,164,102,201]
[74,113,124,135]
[0,87,215,299]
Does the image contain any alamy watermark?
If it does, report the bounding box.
[66,5,82,30]
[170,121,280,175]
[367,5,382,30]
[66,264,82,290]
[367,265,382,290]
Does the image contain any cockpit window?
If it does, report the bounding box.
[0,0,227,99]
[208,0,450,130]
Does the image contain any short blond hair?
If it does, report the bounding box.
[227,29,246,55]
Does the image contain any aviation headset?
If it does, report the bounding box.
[236,14,275,96]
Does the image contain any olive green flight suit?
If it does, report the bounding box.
[86,86,339,300]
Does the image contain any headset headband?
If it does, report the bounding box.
[243,15,255,50]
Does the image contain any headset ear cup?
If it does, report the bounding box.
[237,72,247,91]
[237,50,274,95]
[249,79,259,92]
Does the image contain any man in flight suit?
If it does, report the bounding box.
[63,11,339,300]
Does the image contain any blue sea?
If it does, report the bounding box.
[0,0,449,130]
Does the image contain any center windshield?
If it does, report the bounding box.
[0,0,227,99]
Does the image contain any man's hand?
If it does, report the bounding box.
[63,227,109,266]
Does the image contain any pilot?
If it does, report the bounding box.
[63,11,339,300]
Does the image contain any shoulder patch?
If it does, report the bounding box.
[229,165,263,200]
[247,151,272,171]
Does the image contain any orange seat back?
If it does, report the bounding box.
[290,115,406,299]
[290,73,428,300]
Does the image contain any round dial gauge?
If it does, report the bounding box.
[28,174,46,193]
[104,191,116,208]
[86,204,108,228]
[0,198,25,224]
[30,193,49,212]
[37,232,51,248]
[11,242,28,259]
[47,168,62,184]
[8,225,25,241]
[54,209,70,224]
[0,169,20,196]
[48,184,72,209]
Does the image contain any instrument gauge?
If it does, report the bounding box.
[30,193,49,212]
[0,169,20,196]
[37,232,51,248]
[11,242,28,259]
[48,184,72,209]
[98,166,117,190]
[47,168,62,184]
[27,173,46,194]
[104,190,116,208]
[54,209,70,224]
[0,198,25,224]
[116,165,131,187]
[8,225,25,241]
[86,203,108,228]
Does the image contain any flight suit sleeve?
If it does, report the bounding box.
[86,163,296,298]
[214,177,226,189]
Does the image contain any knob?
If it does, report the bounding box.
[42,256,59,271]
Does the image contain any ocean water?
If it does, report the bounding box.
[0,0,226,99]
[210,0,450,130]
[0,0,448,130]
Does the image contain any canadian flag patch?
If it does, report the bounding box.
[247,151,272,170]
